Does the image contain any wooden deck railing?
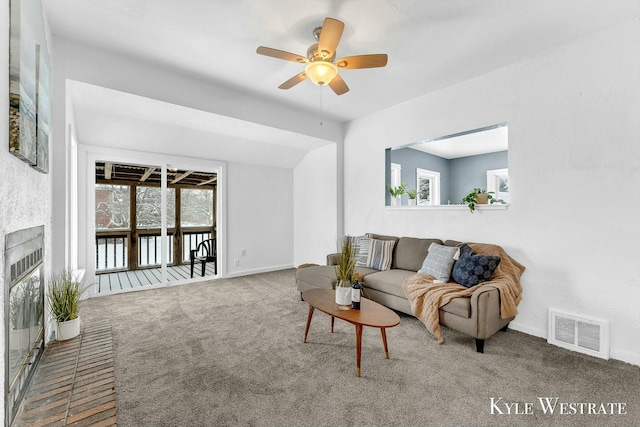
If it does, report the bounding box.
[96,232,129,271]
[96,228,213,272]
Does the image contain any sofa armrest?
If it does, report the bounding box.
[470,285,512,339]
[326,253,342,265]
[470,285,498,311]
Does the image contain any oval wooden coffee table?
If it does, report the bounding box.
[302,288,400,377]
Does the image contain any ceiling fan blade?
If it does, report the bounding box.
[278,72,308,90]
[336,54,388,69]
[256,46,309,64]
[317,18,344,60]
[328,74,349,95]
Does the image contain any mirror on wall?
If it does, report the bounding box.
[385,123,509,207]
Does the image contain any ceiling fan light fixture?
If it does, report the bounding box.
[304,61,338,86]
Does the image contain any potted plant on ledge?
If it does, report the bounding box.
[407,188,418,206]
[335,238,357,306]
[387,183,407,206]
[47,270,89,340]
[462,188,497,213]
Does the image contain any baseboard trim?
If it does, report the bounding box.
[508,321,546,339]
[609,349,640,366]
[509,320,639,367]
[224,264,294,279]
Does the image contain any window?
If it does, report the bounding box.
[390,163,402,188]
[95,184,130,230]
[136,187,176,229]
[487,168,509,203]
[416,168,441,205]
[180,189,214,227]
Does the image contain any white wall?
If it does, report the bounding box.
[226,162,294,276]
[0,1,53,422]
[343,20,640,365]
[293,145,338,266]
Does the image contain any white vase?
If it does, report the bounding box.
[57,317,80,340]
[408,199,416,206]
[335,286,352,306]
[391,197,401,206]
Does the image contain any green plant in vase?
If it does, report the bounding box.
[47,270,90,340]
[387,183,407,206]
[407,188,418,205]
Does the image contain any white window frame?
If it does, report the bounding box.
[416,168,441,205]
[390,163,402,188]
[487,168,509,203]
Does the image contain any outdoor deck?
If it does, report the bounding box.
[95,263,216,294]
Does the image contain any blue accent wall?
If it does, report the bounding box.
[449,151,508,202]
[390,148,451,203]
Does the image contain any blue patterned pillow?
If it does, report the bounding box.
[418,243,458,282]
[451,244,501,288]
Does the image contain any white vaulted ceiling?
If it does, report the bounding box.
[44,0,638,164]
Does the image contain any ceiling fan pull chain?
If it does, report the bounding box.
[320,86,324,126]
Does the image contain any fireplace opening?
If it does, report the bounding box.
[4,225,45,426]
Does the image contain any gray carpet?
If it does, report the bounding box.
[79,269,639,427]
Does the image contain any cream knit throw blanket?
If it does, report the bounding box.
[402,243,525,344]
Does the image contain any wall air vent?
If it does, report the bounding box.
[548,309,609,359]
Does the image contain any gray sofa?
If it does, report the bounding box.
[295,233,513,352]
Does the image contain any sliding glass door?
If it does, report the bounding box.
[94,161,217,291]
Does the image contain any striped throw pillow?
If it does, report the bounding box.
[367,239,395,271]
[355,236,371,267]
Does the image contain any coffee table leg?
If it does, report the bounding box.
[331,316,335,333]
[355,324,363,377]
[380,328,390,359]
[304,306,315,343]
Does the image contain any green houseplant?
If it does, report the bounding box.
[387,183,407,206]
[335,237,358,305]
[47,270,89,340]
[462,188,496,213]
[407,188,418,206]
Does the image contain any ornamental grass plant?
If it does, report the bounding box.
[47,270,89,323]
[335,237,358,287]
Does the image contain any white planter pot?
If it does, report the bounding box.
[408,199,417,206]
[57,317,80,341]
[391,197,401,206]
[335,286,352,306]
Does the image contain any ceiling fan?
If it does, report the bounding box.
[256,17,388,95]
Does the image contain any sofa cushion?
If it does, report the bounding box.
[440,296,471,318]
[369,233,400,243]
[355,266,380,279]
[366,239,395,270]
[393,237,442,271]
[295,265,337,290]
[418,243,458,282]
[451,244,501,287]
[363,269,417,298]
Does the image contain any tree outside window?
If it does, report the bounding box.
[417,168,441,205]
[95,184,130,230]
